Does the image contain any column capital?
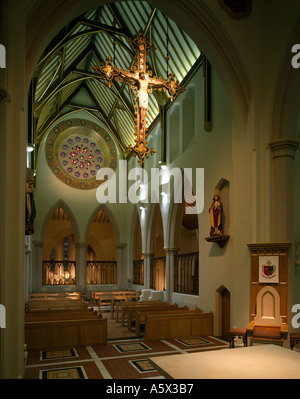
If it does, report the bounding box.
[116,243,127,250]
[74,242,88,249]
[164,248,180,255]
[269,138,299,159]
[143,252,154,258]
[32,240,44,247]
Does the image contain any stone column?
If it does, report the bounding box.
[270,138,299,329]
[143,253,154,289]
[165,248,179,303]
[32,241,44,292]
[0,0,26,379]
[270,138,299,242]
[116,244,127,289]
[75,242,88,292]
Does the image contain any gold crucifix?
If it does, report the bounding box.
[93,33,185,165]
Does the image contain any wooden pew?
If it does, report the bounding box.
[144,311,214,342]
[127,304,179,330]
[91,290,139,306]
[97,294,127,311]
[28,292,80,300]
[117,300,162,324]
[134,307,198,336]
[25,308,101,322]
[113,300,161,322]
[25,315,107,350]
[27,299,88,313]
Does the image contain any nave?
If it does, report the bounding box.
[23,307,229,380]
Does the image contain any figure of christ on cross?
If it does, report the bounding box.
[119,69,166,130]
[93,34,185,163]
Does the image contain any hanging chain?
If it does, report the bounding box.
[113,17,116,68]
[166,16,169,79]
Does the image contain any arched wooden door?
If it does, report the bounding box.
[221,288,231,340]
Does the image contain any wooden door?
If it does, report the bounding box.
[222,289,230,340]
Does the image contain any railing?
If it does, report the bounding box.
[87,261,117,285]
[133,259,144,285]
[150,256,166,291]
[42,261,76,286]
[174,252,199,295]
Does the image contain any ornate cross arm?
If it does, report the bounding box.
[93,56,121,88]
[93,33,185,165]
[164,72,185,101]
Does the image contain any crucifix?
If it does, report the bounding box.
[93,33,185,165]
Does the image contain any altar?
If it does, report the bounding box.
[149,345,300,379]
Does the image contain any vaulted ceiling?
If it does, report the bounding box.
[29,1,201,167]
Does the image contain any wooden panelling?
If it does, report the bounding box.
[144,312,213,342]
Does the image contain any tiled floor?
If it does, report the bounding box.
[24,311,229,380]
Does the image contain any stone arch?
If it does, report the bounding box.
[40,199,80,244]
[84,204,121,247]
[131,206,143,260]
[144,202,163,254]
[270,8,300,141]
[25,0,250,129]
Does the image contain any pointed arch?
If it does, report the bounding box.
[40,199,80,243]
[84,204,121,246]
[26,0,250,130]
[270,8,300,141]
[144,202,164,254]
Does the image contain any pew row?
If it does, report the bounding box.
[28,292,80,300]
[25,312,107,350]
[134,307,203,336]
[112,300,161,322]
[127,304,180,330]
[27,299,88,313]
[119,301,163,325]
[91,290,140,306]
[144,311,214,342]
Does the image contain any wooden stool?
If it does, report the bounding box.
[228,328,247,348]
[290,333,300,350]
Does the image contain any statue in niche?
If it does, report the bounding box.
[25,176,36,235]
[209,194,223,236]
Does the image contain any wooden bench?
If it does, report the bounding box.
[135,307,200,336]
[25,308,102,322]
[144,311,214,342]
[28,292,80,300]
[114,300,161,323]
[118,300,163,325]
[290,333,300,350]
[91,290,139,306]
[27,299,88,313]
[25,315,107,350]
[127,304,179,330]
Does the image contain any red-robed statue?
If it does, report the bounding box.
[209,194,223,236]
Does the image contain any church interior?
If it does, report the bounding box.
[1,0,300,380]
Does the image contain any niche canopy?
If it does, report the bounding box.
[45,118,118,190]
